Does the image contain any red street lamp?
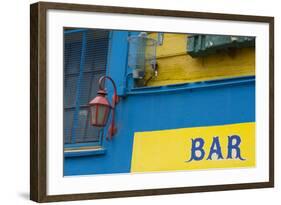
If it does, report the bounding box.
[89,76,119,140]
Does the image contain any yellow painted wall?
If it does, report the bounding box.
[145,33,255,86]
[131,122,255,173]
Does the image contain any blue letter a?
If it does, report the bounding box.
[207,136,223,160]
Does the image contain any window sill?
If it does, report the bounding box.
[64,145,106,158]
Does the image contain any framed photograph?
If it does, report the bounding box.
[30,1,274,202]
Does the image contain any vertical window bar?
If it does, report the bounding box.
[99,129,104,147]
[71,31,87,144]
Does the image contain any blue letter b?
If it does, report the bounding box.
[187,138,205,162]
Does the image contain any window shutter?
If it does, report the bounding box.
[64,29,109,144]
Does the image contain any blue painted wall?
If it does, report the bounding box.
[64,31,255,176]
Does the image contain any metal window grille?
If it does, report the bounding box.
[187,34,255,58]
[63,29,109,144]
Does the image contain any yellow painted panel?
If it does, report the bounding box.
[146,33,255,86]
[131,122,255,173]
[149,33,187,58]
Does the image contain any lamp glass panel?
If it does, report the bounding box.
[90,105,97,125]
[97,104,110,126]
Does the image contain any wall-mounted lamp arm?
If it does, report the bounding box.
[98,76,119,140]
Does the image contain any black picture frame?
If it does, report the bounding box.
[30,1,274,202]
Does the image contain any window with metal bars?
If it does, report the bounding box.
[63,28,109,145]
[187,35,255,58]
